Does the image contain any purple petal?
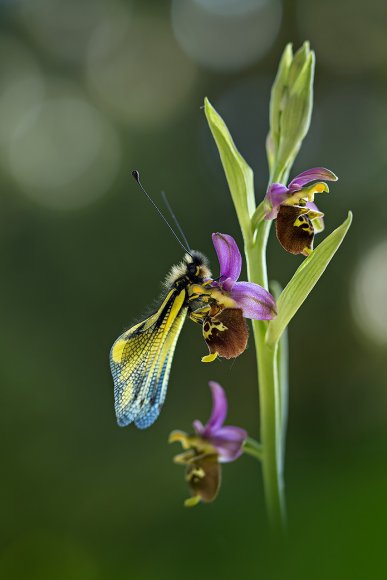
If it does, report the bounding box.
[202,381,228,436]
[221,277,235,292]
[193,419,204,435]
[230,281,277,320]
[264,183,289,220]
[210,426,248,462]
[212,233,242,283]
[288,167,338,190]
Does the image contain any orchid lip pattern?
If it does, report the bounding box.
[169,381,247,506]
[196,233,277,362]
[264,167,338,256]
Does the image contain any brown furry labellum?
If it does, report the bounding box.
[185,452,220,503]
[203,308,248,359]
[276,205,314,256]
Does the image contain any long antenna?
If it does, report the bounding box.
[131,170,191,255]
[160,190,192,252]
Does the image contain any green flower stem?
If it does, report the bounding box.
[244,162,289,531]
[277,312,289,467]
[203,47,350,532]
[245,222,286,532]
[251,201,265,236]
[243,437,263,461]
[204,97,289,531]
[271,280,289,467]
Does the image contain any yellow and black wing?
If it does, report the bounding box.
[110,288,188,429]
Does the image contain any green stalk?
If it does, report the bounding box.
[244,220,286,532]
[243,437,263,461]
[204,97,290,532]
[270,280,289,469]
[277,302,289,468]
[203,44,346,532]
[243,162,289,531]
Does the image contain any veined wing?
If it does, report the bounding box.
[134,308,186,429]
[110,288,187,428]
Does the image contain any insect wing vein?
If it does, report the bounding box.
[134,306,187,428]
[110,288,187,427]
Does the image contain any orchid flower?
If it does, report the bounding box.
[197,233,277,362]
[201,46,352,531]
[264,167,338,256]
[169,381,247,506]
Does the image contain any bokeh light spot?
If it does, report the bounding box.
[8,88,121,210]
[171,0,281,72]
[17,0,131,64]
[352,240,387,346]
[297,0,387,73]
[86,14,197,128]
[0,35,45,149]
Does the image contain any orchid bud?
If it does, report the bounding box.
[268,42,315,181]
[267,43,292,171]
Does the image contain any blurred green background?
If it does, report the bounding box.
[1,0,387,578]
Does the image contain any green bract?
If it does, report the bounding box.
[204,98,255,242]
[266,211,353,347]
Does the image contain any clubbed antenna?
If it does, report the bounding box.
[160,190,192,253]
[131,170,191,255]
